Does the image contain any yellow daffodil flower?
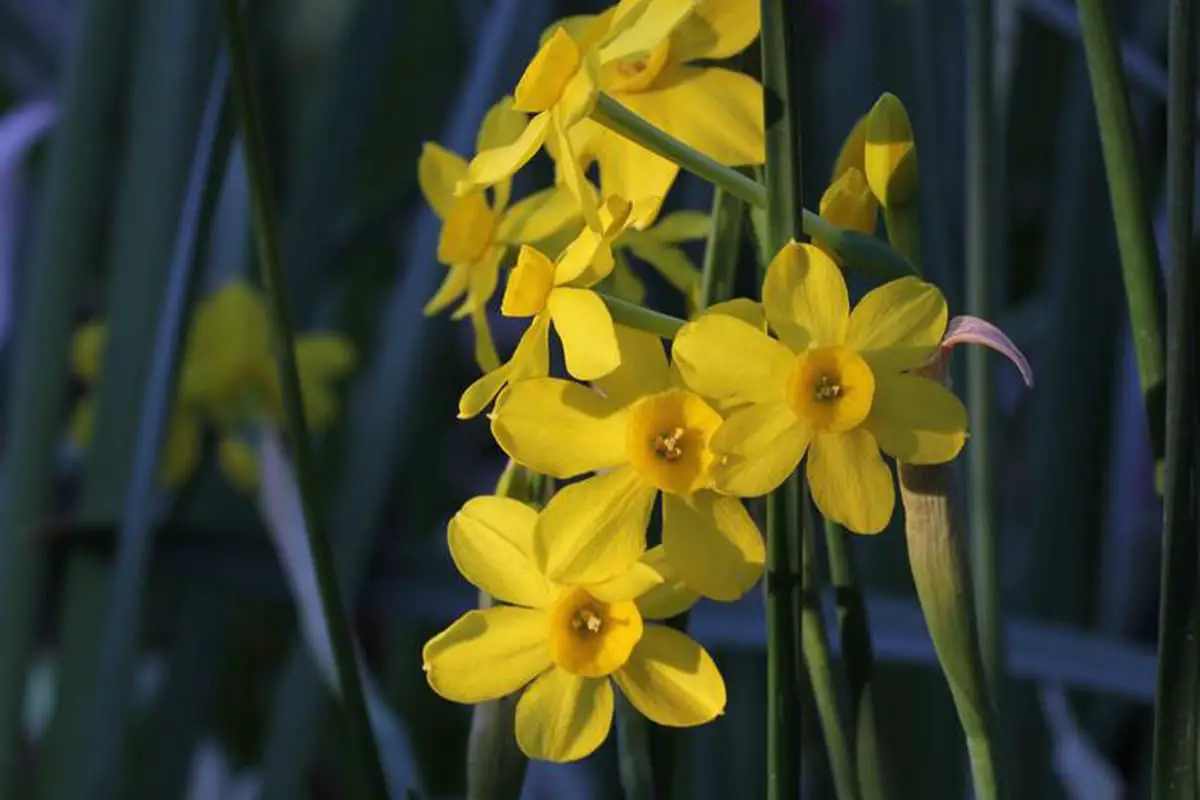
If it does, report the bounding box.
[457,196,636,420]
[489,325,765,601]
[566,0,765,226]
[457,0,698,231]
[419,97,580,370]
[422,496,724,762]
[68,282,356,492]
[673,242,968,534]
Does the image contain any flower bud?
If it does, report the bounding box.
[864,92,918,208]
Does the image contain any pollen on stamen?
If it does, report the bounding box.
[571,609,603,635]
[814,375,842,402]
[651,427,686,461]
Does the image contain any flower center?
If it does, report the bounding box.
[605,38,671,93]
[787,345,876,433]
[626,389,723,495]
[651,427,685,461]
[549,588,643,678]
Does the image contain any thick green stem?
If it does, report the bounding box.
[1152,0,1199,794]
[698,187,746,309]
[220,2,389,797]
[599,292,685,338]
[760,1,804,796]
[1075,0,1167,455]
[824,520,890,800]
[965,0,1004,699]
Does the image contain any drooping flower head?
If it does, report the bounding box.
[566,0,766,227]
[418,97,581,370]
[457,196,639,419]
[489,325,765,601]
[456,0,699,232]
[674,242,968,533]
[422,496,724,762]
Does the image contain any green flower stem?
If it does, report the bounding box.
[590,95,916,282]
[1075,0,1167,454]
[698,187,746,309]
[220,2,390,798]
[759,1,805,797]
[824,519,890,800]
[900,465,1003,800]
[615,693,656,800]
[882,206,923,276]
[802,508,859,799]
[599,292,685,338]
[1152,0,1199,793]
[965,0,1004,701]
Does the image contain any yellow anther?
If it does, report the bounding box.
[814,375,842,402]
[651,427,686,461]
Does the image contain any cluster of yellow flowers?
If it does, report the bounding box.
[70,281,356,492]
[420,0,972,764]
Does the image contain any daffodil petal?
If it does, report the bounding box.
[705,297,766,331]
[807,429,895,534]
[538,467,656,584]
[619,67,764,166]
[477,95,529,154]
[451,249,503,319]
[847,276,947,376]
[217,435,259,492]
[460,113,550,194]
[491,377,628,477]
[867,374,967,465]
[599,0,693,62]
[423,607,551,704]
[662,492,764,601]
[590,324,671,407]
[509,311,552,381]
[497,186,581,244]
[644,210,711,242]
[515,670,613,763]
[672,314,792,404]
[671,0,760,62]
[418,142,468,218]
[458,364,512,420]
[548,287,621,380]
[588,545,671,603]
[637,580,700,621]
[594,129,679,228]
[470,306,501,373]
[550,113,602,232]
[763,241,847,349]
[296,335,356,379]
[449,496,558,608]
[614,626,726,727]
[710,403,810,497]
[424,264,471,316]
[832,114,868,182]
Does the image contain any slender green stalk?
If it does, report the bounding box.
[965,0,1004,699]
[615,693,656,800]
[1152,0,1199,794]
[219,2,389,797]
[599,292,686,338]
[760,1,804,796]
[698,187,745,308]
[0,0,135,790]
[75,54,231,798]
[800,505,858,799]
[824,520,889,800]
[1075,0,1167,452]
[590,95,916,282]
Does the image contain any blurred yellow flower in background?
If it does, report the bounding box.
[69,281,356,492]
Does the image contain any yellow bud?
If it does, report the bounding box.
[818,167,878,237]
[831,114,868,183]
[864,92,917,208]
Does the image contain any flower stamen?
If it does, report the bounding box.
[652,427,686,461]
[571,608,604,635]
[814,374,842,402]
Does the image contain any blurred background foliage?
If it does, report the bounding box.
[0,0,1185,797]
